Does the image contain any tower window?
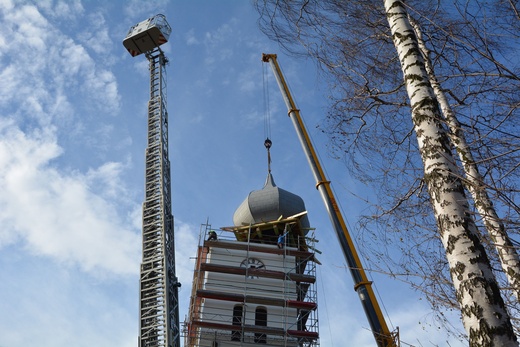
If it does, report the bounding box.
[231,305,243,341]
[254,307,267,344]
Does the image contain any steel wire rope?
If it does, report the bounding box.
[263,60,276,178]
[317,264,334,347]
[263,60,272,142]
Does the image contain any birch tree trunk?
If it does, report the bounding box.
[409,15,520,302]
[384,1,518,345]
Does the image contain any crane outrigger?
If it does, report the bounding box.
[262,53,399,347]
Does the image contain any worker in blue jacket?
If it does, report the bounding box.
[277,228,290,249]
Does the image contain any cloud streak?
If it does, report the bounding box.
[0,120,140,275]
[0,2,137,276]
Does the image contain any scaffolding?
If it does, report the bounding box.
[183,216,320,347]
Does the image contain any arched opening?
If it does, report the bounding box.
[254,306,267,343]
[231,304,243,341]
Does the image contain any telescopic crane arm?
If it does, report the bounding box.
[262,53,398,347]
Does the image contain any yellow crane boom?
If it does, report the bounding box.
[262,53,398,347]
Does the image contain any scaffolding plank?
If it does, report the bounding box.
[200,263,316,283]
[203,240,314,259]
[287,329,319,339]
[196,289,317,310]
[190,321,318,340]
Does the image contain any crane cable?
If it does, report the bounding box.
[263,61,273,173]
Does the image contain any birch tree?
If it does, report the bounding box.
[409,14,520,302]
[384,1,516,344]
[255,0,520,343]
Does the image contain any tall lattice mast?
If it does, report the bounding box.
[123,14,181,347]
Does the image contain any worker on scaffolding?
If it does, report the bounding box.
[207,230,218,241]
[277,225,290,249]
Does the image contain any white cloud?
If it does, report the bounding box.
[0,253,136,347]
[204,22,234,49]
[54,0,84,19]
[238,69,259,92]
[36,0,84,21]
[199,20,242,69]
[86,161,128,200]
[77,11,113,55]
[174,220,200,283]
[123,0,170,20]
[0,121,140,275]
[185,28,199,45]
[0,2,134,276]
[241,109,264,129]
[0,66,21,105]
[0,3,120,120]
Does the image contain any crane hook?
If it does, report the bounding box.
[264,138,272,173]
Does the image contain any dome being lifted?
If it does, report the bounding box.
[233,172,310,231]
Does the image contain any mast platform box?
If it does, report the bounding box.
[123,14,171,57]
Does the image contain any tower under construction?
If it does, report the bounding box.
[183,145,320,346]
[123,14,181,347]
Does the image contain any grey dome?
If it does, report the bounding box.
[233,173,310,231]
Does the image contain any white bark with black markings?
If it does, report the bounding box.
[384,1,518,345]
[409,15,520,302]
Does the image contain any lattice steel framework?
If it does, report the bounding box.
[139,48,181,347]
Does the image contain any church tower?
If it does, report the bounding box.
[184,156,320,347]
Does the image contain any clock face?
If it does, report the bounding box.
[240,258,265,279]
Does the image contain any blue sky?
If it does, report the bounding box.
[0,1,466,346]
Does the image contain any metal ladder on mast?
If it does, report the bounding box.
[139,47,181,347]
